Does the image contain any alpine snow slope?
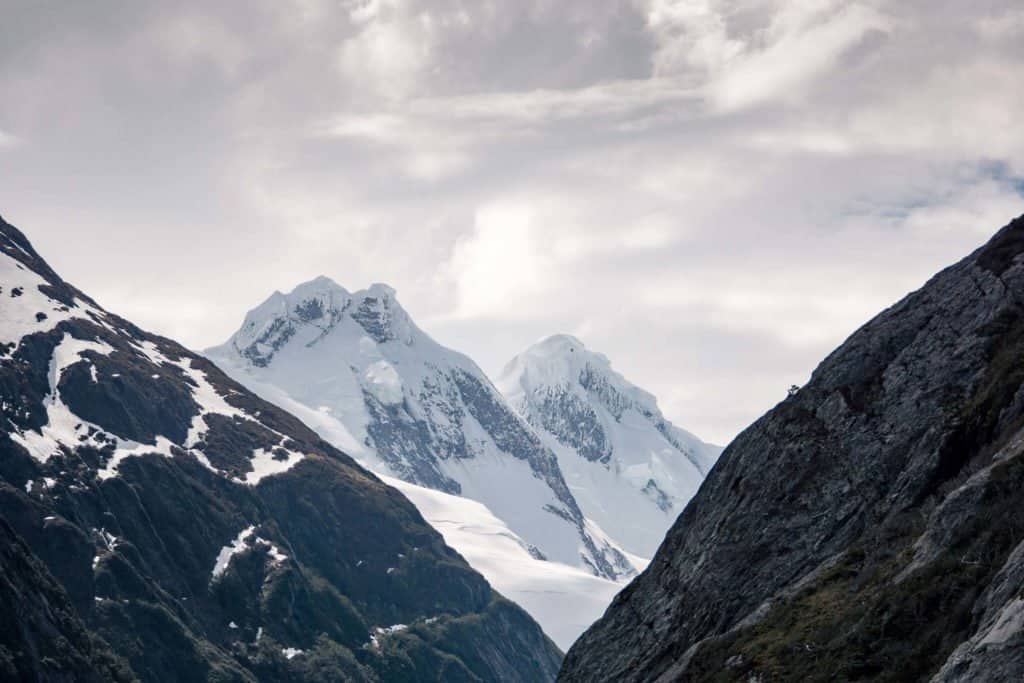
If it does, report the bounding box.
[206,278,636,583]
[163,350,626,651]
[498,334,721,558]
[560,213,1024,682]
[384,476,626,651]
[0,214,562,682]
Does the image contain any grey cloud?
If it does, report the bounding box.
[1,0,1023,444]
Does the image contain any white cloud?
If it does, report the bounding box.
[645,0,746,75]
[709,2,891,111]
[975,8,1024,41]
[448,203,546,319]
[336,4,432,100]
[3,0,1024,443]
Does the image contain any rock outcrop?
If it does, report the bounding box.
[560,214,1024,682]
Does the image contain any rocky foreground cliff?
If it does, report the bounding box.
[560,214,1024,682]
[0,215,562,682]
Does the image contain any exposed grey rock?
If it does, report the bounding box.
[560,214,1024,682]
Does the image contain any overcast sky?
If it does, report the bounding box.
[2,0,1023,444]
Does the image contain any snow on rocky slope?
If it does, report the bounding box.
[206,278,636,582]
[497,334,722,558]
[0,215,561,681]
[196,354,631,649]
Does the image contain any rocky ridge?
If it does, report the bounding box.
[0,215,562,682]
[560,214,1024,682]
[498,334,721,558]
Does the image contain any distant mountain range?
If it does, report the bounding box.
[206,276,721,645]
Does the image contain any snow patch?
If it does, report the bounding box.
[236,440,305,485]
[497,334,722,558]
[0,251,99,347]
[363,360,403,404]
[211,525,288,580]
[174,360,306,483]
[8,333,188,479]
[212,526,255,579]
[96,436,177,480]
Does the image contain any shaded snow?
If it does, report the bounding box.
[385,475,625,650]
[6,333,181,479]
[497,333,722,558]
[212,526,255,579]
[0,252,94,347]
[211,525,288,580]
[236,440,304,485]
[206,280,638,580]
[363,359,403,404]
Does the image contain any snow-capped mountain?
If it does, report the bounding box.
[206,278,637,582]
[497,334,722,558]
[0,215,561,681]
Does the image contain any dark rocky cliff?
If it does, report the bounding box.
[0,215,562,682]
[560,214,1024,682]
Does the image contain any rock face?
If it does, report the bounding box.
[0,518,134,682]
[497,334,721,558]
[207,279,636,581]
[0,215,562,682]
[560,214,1024,682]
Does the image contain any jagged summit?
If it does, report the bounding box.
[497,335,721,558]
[499,334,654,415]
[499,335,614,393]
[227,277,417,368]
[208,286,638,583]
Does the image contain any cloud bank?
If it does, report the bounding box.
[1,0,1022,443]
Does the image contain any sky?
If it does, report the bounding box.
[1,0,1023,445]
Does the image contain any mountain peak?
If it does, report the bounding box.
[496,335,721,556]
[208,282,639,586]
[497,335,615,400]
[360,282,397,299]
[300,274,348,291]
[216,278,415,367]
[537,333,586,349]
